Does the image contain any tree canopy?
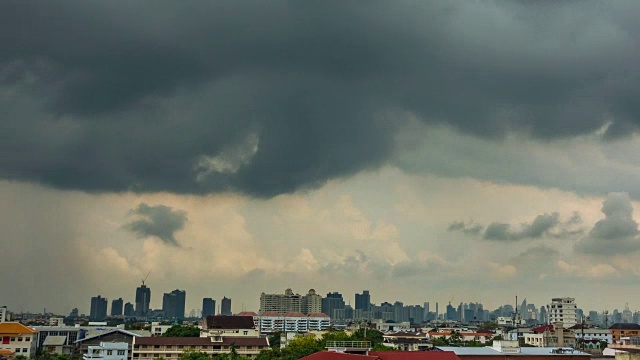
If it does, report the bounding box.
[163,325,201,337]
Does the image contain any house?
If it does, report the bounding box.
[42,335,74,355]
[524,323,576,348]
[131,336,269,359]
[610,324,640,344]
[382,331,431,351]
[83,342,128,360]
[75,328,149,360]
[0,322,38,358]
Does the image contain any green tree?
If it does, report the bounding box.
[282,334,322,359]
[15,356,28,360]
[178,350,210,360]
[163,325,201,337]
[268,331,281,349]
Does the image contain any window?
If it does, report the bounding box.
[166,346,172,349]
[107,350,113,355]
[243,331,248,335]
[11,338,16,342]
[23,349,28,353]
[154,345,160,349]
[178,346,184,349]
[118,350,125,355]
[18,337,23,342]
[25,337,30,342]
[15,349,21,353]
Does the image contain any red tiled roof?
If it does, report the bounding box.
[260,312,283,317]
[284,312,306,317]
[237,312,258,317]
[0,322,38,334]
[371,351,461,360]
[204,316,255,330]
[300,351,378,360]
[308,313,330,318]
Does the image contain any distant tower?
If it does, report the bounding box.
[202,298,216,317]
[221,297,232,316]
[111,298,124,316]
[90,295,108,321]
[124,302,134,317]
[162,289,186,320]
[135,271,152,317]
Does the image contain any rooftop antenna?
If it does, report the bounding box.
[142,269,152,286]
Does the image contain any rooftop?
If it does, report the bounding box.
[134,336,268,346]
[204,316,255,330]
[0,322,38,335]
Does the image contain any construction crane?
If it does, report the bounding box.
[142,269,152,286]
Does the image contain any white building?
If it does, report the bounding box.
[575,328,612,345]
[260,289,302,314]
[83,342,128,360]
[0,307,8,323]
[149,323,172,337]
[548,298,577,328]
[0,322,38,358]
[255,312,330,332]
[49,318,64,327]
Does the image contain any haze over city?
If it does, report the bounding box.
[3,0,640,316]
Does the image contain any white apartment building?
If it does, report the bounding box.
[575,329,612,344]
[0,322,38,358]
[83,342,128,360]
[548,298,577,328]
[256,312,330,332]
[0,307,8,323]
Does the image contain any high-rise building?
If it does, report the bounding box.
[90,295,108,321]
[548,297,577,328]
[260,289,302,313]
[322,292,345,320]
[355,290,371,311]
[162,289,186,320]
[135,284,151,317]
[446,302,456,321]
[302,289,322,315]
[69,308,79,318]
[221,297,232,316]
[202,298,216,318]
[124,302,134,317]
[111,298,124,316]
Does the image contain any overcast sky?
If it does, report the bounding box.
[2,0,640,316]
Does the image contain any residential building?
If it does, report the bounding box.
[90,296,108,321]
[202,298,216,318]
[83,342,128,360]
[162,290,186,320]
[0,322,38,358]
[548,298,577,328]
[0,307,8,323]
[437,340,591,360]
[42,336,74,355]
[609,323,640,343]
[260,289,302,314]
[111,298,124,317]
[150,323,172,337]
[302,289,323,315]
[221,297,232,316]
[132,336,269,359]
[524,323,576,348]
[254,312,330,333]
[135,285,151,317]
[48,318,64,327]
[34,326,83,351]
[201,315,258,338]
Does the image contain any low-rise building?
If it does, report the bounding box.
[83,342,128,360]
[251,312,330,333]
[42,335,74,355]
[0,322,38,358]
[132,336,269,359]
[201,315,259,338]
[524,323,576,348]
[610,324,640,344]
[437,340,591,360]
[75,328,149,360]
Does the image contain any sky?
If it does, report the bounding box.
[2,0,640,316]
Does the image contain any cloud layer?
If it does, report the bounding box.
[2,1,640,197]
[124,203,187,246]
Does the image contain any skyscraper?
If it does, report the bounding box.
[221,297,232,316]
[321,292,345,319]
[202,298,216,318]
[302,289,322,315]
[111,298,124,316]
[135,284,151,317]
[90,295,108,321]
[124,302,134,317]
[162,289,186,320]
[355,290,370,311]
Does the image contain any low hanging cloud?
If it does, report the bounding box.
[450,212,582,241]
[577,192,640,255]
[124,203,187,246]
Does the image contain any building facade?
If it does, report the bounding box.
[547,298,577,328]
[0,322,38,358]
[260,289,302,314]
[135,285,151,317]
[90,296,108,321]
[221,297,232,316]
[111,298,124,317]
[162,290,186,320]
[132,336,268,359]
[302,289,323,315]
[83,342,128,360]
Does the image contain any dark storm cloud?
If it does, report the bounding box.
[2,0,640,196]
[577,193,640,255]
[448,221,484,235]
[124,203,187,246]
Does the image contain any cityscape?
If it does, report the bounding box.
[4,1,640,360]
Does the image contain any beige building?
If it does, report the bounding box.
[260,289,302,314]
[302,289,322,315]
[548,298,577,328]
[525,323,576,348]
[132,337,269,359]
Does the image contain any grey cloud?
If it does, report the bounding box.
[2,1,640,197]
[577,193,640,255]
[124,203,187,246]
[448,221,484,235]
[452,212,569,241]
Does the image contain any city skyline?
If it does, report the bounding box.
[3,1,640,316]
